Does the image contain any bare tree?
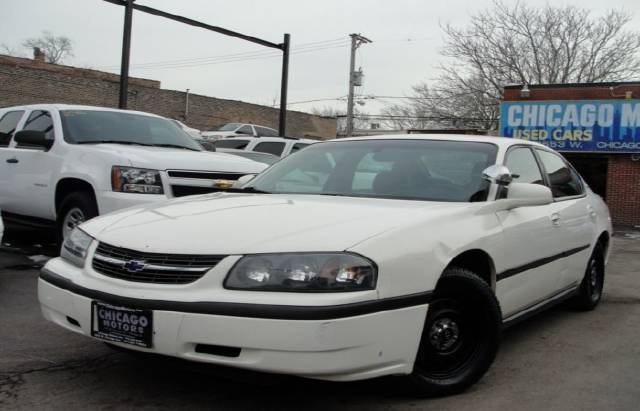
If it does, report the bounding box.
[1,43,25,57]
[23,31,73,64]
[385,2,640,130]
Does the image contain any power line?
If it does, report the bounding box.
[97,38,348,70]
[126,43,350,70]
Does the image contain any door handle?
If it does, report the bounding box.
[6,158,18,164]
[550,213,560,225]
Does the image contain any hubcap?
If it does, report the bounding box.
[429,317,460,352]
[62,207,85,239]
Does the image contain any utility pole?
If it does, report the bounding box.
[118,0,134,109]
[346,33,371,137]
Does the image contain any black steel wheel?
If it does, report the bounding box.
[571,243,605,311]
[410,268,501,397]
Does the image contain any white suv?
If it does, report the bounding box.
[201,123,278,140]
[0,104,266,242]
[214,136,318,158]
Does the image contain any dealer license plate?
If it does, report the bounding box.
[91,301,153,348]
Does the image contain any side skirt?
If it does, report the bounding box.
[2,211,56,230]
[501,283,579,329]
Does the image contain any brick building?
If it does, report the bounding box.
[502,83,640,227]
[0,54,336,139]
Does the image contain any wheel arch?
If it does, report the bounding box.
[596,230,610,254]
[55,178,97,218]
[442,249,496,291]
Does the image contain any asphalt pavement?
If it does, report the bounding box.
[1,228,639,410]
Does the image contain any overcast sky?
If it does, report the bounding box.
[2,0,640,115]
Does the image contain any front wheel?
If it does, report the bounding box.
[56,191,98,247]
[410,268,501,397]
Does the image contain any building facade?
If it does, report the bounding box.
[501,83,640,226]
[0,54,336,139]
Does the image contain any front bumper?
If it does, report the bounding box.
[39,266,430,381]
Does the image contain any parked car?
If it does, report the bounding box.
[201,123,278,140]
[215,148,280,166]
[214,136,318,158]
[38,135,611,396]
[170,119,201,140]
[0,104,267,243]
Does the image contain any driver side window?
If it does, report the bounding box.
[505,147,544,185]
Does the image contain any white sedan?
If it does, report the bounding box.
[38,135,611,396]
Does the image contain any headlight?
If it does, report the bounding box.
[112,166,164,194]
[60,228,93,267]
[224,253,377,292]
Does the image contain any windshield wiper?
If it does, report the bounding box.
[76,140,153,146]
[151,144,200,151]
[224,186,271,194]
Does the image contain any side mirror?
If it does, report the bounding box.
[504,183,553,208]
[233,174,256,188]
[482,164,513,186]
[14,130,53,150]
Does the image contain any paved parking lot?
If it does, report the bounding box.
[1,228,639,410]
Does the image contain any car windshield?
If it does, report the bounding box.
[60,110,202,151]
[218,123,241,131]
[249,139,498,202]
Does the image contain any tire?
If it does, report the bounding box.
[571,243,605,311]
[409,268,501,397]
[56,191,98,247]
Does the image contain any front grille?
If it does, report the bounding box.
[92,242,227,284]
[167,170,244,180]
[171,185,223,197]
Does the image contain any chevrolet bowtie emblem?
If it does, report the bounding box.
[213,179,234,189]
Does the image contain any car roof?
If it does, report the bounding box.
[0,103,164,119]
[332,134,548,150]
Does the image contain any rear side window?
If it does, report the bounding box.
[536,149,583,198]
[254,141,285,156]
[237,125,254,135]
[0,111,25,147]
[215,139,250,149]
[291,143,310,153]
[505,147,545,185]
[256,126,278,137]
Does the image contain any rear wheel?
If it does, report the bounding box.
[571,243,605,311]
[410,268,501,397]
[56,191,98,247]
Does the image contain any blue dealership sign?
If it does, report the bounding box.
[500,100,640,152]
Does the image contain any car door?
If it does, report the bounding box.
[534,148,593,289]
[0,109,27,213]
[8,109,62,220]
[495,146,567,318]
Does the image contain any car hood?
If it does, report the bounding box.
[81,193,475,255]
[85,144,266,173]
